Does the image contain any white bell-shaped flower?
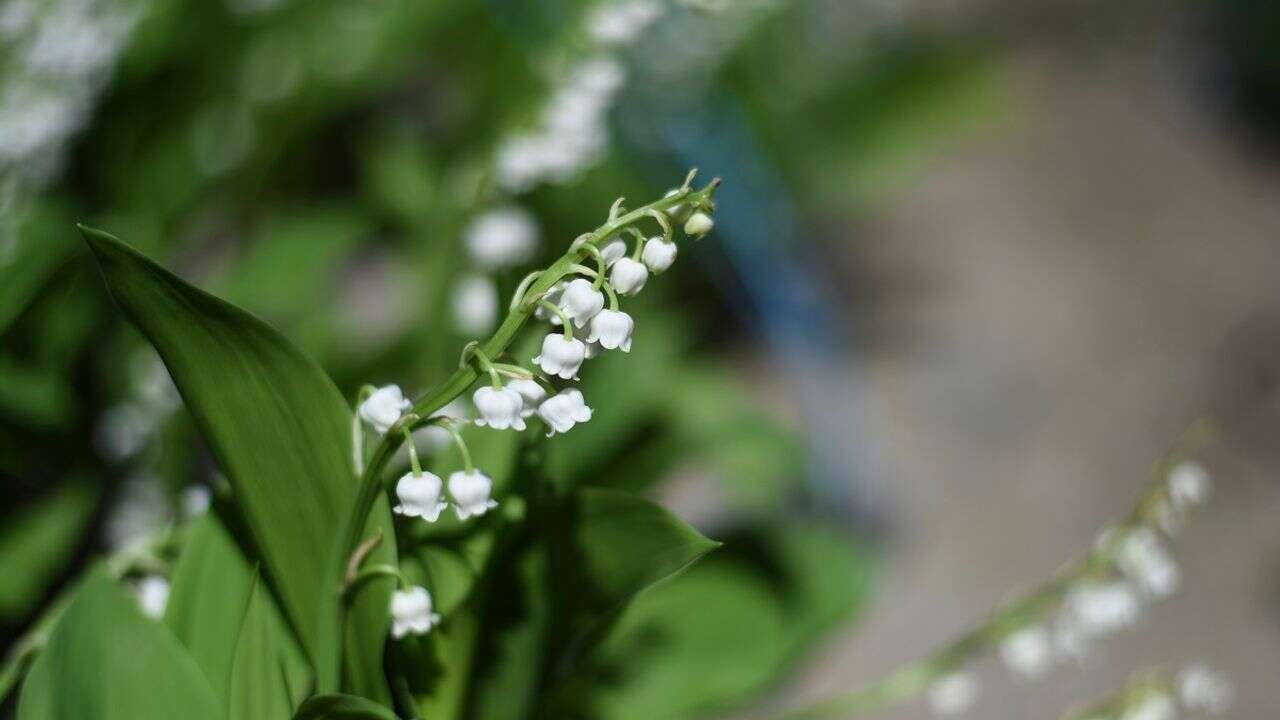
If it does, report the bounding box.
[642,237,677,273]
[359,385,411,434]
[393,471,448,522]
[684,211,714,237]
[1168,461,1210,510]
[135,575,170,620]
[534,281,567,326]
[507,379,547,418]
[1178,664,1233,714]
[464,206,538,268]
[449,469,498,520]
[533,334,587,380]
[560,278,604,327]
[538,388,593,436]
[586,309,634,351]
[390,586,441,638]
[473,386,527,431]
[600,237,628,266]
[610,257,648,296]
[927,673,978,715]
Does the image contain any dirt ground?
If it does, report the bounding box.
[765,34,1280,720]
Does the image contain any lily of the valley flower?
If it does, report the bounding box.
[533,334,587,379]
[998,625,1051,679]
[452,275,498,334]
[642,236,677,273]
[1178,664,1233,714]
[538,388,593,436]
[684,211,714,237]
[560,278,604,327]
[360,385,412,434]
[610,257,648,295]
[473,386,527,431]
[135,575,170,620]
[534,281,567,326]
[587,309,634,351]
[390,586,441,638]
[449,469,498,520]
[600,236,628,266]
[506,378,547,418]
[928,673,978,715]
[1168,461,1210,510]
[393,471,448,522]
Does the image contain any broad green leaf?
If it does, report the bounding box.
[292,694,399,720]
[399,597,481,720]
[546,488,719,667]
[167,516,311,709]
[0,481,97,619]
[229,575,295,720]
[554,522,875,720]
[80,227,391,695]
[17,568,222,720]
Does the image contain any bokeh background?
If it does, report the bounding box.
[3,0,1280,717]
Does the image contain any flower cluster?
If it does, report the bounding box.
[916,456,1226,718]
[355,179,717,638]
[1064,663,1233,720]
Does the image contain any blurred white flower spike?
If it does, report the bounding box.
[359,384,411,434]
[452,275,499,335]
[928,673,978,716]
[1177,664,1232,714]
[1168,462,1210,511]
[464,206,539,268]
[135,575,170,620]
[390,586,440,639]
[999,625,1051,679]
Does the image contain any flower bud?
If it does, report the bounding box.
[533,333,587,379]
[586,309,634,351]
[663,189,692,223]
[610,258,648,296]
[684,211,714,237]
[359,385,412,434]
[538,388,593,436]
[449,469,498,520]
[390,586,441,638]
[642,237,677,273]
[560,278,604,327]
[473,386,527,431]
[393,471,448,522]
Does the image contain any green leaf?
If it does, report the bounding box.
[467,545,550,720]
[554,522,875,720]
[79,226,390,695]
[292,694,399,720]
[229,575,295,720]
[17,568,222,720]
[546,488,719,666]
[165,516,260,700]
[0,480,97,619]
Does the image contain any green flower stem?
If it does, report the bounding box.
[578,241,609,289]
[647,208,673,241]
[336,179,719,650]
[539,300,574,342]
[442,422,475,474]
[343,564,407,602]
[510,271,542,312]
[491,362,533,380]
[602,280,620,311]
[351,384,376,475]
[771,420,1215,720]
[401,427,422,477]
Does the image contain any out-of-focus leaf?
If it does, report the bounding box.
[545,488,719,671]
[468,544,550,720]
[406,530,497,618]
[17,569,222,720]
[79,227,393,696]
[165,515,312,707]
[400,601,481,720]
[229,575,295,720]
[291,694,399,720]
[0,481,97,619]
[554,522,875,720]
[0,355,73,430]
[0,204,77,338]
